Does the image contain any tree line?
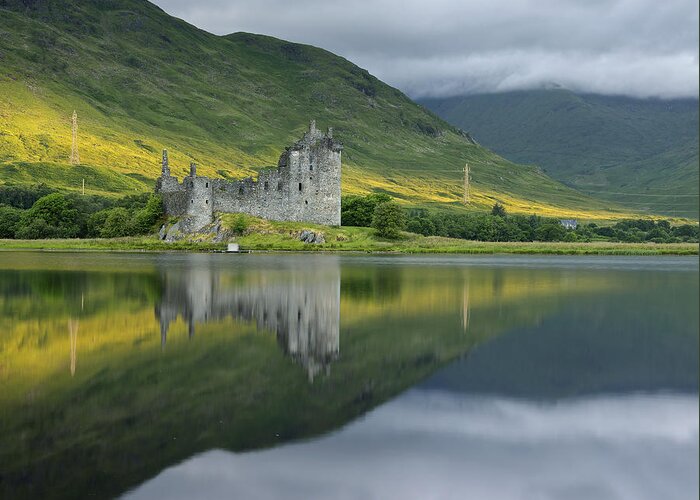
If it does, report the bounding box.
[0,184,163,239]
[342,195,699,243]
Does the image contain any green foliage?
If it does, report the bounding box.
[0,205,22,238]
[341,194,392,227]
[0,1,636,220]
[228,213,251,235]
[0,183,54,209]
[371,201,406,239]
[403,209,698,244]
[131,195,164,234]
[100,207,132,238]
[491,203,507,217]
[16,193,81,239]
[535,223,567,242]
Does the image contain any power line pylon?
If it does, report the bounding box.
[70,110,80,165]
[463,163,470,205]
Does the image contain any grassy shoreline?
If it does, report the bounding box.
[0,236,697,255]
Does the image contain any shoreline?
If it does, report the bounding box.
[0,238,697,256]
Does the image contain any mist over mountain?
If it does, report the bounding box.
[421,89,699,218]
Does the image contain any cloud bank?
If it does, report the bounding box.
[125,391,699,500]
[152,0,699,99]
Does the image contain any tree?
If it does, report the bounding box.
[100,208,132,238]
[18,193,80,238]
[341,193,392,227]
[535,223,566,241]
[491,203,507,217]
[131,195,163,234]
[0,205,22,238]
[371,201,406,239]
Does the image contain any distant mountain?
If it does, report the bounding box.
[0,0,639,219]
[420,90,699,218]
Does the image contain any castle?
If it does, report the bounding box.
[156,121,342,231]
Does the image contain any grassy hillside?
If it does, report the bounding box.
[0,0,644,220]
[420,89,699,218]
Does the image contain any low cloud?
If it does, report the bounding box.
[153,0,699,99]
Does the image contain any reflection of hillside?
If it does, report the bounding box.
[155,258,340,381]
[0,254,645,500]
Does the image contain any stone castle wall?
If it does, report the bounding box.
[156,121,342,230]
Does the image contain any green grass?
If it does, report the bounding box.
[0,1,647,220]
[421,89,699,218]
[3,214,696,254]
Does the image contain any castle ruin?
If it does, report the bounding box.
[156,121,342,231]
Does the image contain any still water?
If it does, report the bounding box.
[0,252,697,499]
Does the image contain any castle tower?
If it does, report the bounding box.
[189,162,197,177]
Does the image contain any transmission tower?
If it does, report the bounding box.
[463,163,470,205]
[70,110,80,165]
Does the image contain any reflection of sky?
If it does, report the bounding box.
[123,390,699,500]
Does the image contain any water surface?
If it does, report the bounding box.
[0,253,697,499]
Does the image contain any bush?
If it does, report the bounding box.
[535,223,566,241]
[100,208,132,238]
[16,218,57,239]
[341,193,392,227]
[229,213,250,235]
[0,183,54,209]
[18,193,81,238]
[0,206,23,238]
[131,195,163,234]
[371,201,406,239]
[491,203,507,217]
[86,209,111,238]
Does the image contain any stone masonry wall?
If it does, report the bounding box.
[156,121,342,231]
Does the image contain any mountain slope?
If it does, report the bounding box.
[420,89,699,218]
[0,0,640,219]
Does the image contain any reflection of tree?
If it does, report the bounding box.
[340,267,402,302]
[155,259,341,381]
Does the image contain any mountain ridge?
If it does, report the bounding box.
[420,89,699,218]
[0,0,652,219]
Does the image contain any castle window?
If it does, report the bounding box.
[191,199,194,204]
[239,186,244,195]
[310,163,313,171]
[205,199,208,204]
[205,182,209,188]
[264,181,269,190]
[305,200,308,205]
[299,182,303,191]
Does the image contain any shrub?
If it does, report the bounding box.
[0,206,23,238]
[229,213,250,235]
[19,193,81,238]
[341,193,392,227]
[491,203,507,217]
[100,208,132,238]
[131,195,163,234]
[371,201,406,239]
[535,223,566,242]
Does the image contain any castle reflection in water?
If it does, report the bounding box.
[155,256,340,381]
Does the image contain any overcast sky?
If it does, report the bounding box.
[152,0,699,99]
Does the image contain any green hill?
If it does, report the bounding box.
[0,0,645,220]
[420,89,699,219]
